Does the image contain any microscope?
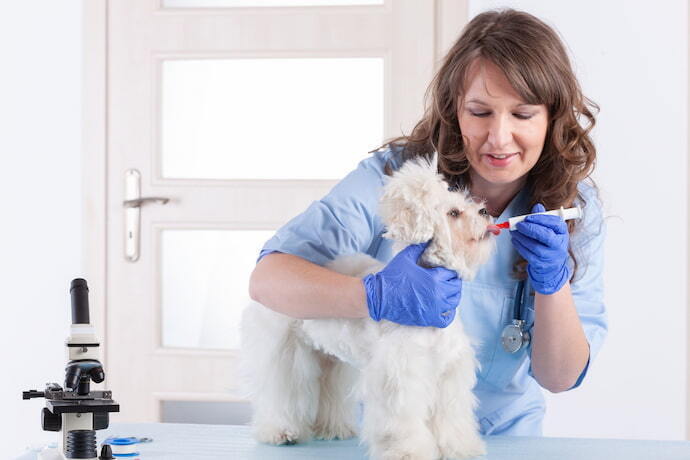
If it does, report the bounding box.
[23,279,118,460]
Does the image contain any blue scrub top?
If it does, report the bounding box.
[257,146,608,437]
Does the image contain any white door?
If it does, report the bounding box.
[104,0,466,422]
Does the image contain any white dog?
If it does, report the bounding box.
[241,154,495,460]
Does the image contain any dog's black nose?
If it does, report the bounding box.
[478,208,489,216]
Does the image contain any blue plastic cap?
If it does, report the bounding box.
[104,436,138,445]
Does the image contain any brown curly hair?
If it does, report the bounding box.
[374,8,600,281]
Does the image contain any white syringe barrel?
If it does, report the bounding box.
[507,206,583,231]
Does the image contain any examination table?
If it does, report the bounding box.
[17,422,690,459]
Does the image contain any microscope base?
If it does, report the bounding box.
[37,446,97,460]
[36,447,63,460]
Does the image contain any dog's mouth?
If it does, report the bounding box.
[471,230,492,243]
[471,224,501,242]
[486,224,501,236]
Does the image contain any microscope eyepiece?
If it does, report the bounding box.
[70,278,90,325]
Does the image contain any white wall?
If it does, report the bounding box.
[0,1,82,456]
[469,0,688,440]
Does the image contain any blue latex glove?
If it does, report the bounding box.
[363,241,462,328]
[511,203,571,295]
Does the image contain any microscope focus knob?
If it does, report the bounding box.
[42,407,62,432]
[99,445,114,459]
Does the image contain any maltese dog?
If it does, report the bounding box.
[241,153,495,459]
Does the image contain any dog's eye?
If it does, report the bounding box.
[447,208,462,218]
[478,208,489,216]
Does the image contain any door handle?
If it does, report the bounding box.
[124,169,170,262]
[123,197,170,208]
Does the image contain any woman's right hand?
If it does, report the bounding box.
[362,241,462,328]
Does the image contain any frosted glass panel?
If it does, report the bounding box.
[161,58,384,180]
[161,400,251,425]
[161,229,274,350]
[163,0,383,7]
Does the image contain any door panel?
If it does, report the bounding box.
[107,0,452,421]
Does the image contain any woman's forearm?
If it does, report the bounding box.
[530,282,590,392]
[249,253,369,320]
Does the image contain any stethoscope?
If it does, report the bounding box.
[501,279,531,353]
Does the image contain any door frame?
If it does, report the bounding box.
[82,0,108,352]
[687,6,690,441]
[81,0,467,403]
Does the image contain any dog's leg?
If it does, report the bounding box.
[432,349,486,459]
[241,304,321,445]
[312,353,359,440]
[361,332,440,460]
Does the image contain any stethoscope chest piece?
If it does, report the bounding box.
[501,319,531,353]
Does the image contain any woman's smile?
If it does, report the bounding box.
[482,152,520,167]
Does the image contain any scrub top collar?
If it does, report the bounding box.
[460,178,531,223]
[497,183,531,223]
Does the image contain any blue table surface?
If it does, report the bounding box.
[17,422,690,460]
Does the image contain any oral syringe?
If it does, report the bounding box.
[488,206,583,235]
[497,205,583,230]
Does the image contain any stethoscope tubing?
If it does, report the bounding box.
[513,279,526,323]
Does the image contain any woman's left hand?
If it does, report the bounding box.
[511,203,570,295]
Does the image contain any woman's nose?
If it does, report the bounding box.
[487,114,514,150]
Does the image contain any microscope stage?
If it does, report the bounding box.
[46,399,120,414]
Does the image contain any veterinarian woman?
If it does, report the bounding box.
[249,8,606,436]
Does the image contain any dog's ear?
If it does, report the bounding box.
[379,153,445,243]
[380,197,435,243]
[429,151,438,170]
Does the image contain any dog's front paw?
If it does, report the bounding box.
[439,434,486,459]
[377,449,439,460]
[253,424,307,445]
[369,432,440,460]
[312,420,358,441]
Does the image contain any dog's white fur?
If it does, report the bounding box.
[241,154,495,459]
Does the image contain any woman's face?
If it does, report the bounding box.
[457,59,549,193]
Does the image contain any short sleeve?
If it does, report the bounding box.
[528,183,608,390]
[256,148,399,266]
